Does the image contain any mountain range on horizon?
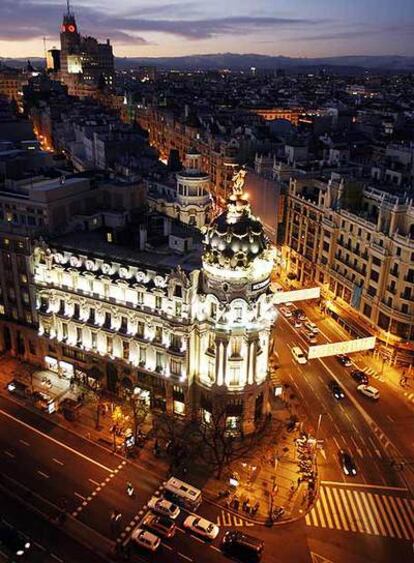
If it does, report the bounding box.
[2,53,414,72]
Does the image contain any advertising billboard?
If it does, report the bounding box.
[308,336,376,359]
[273,287,321,304]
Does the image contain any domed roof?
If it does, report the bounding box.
[203,171,269,270]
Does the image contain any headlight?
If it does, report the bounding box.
[352,469,356,475]
[344,468,349,475]
[16,550,24,556]
[25,542,31,548]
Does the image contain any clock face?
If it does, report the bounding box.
[61,24,76,33]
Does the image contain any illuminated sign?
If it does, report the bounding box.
[308,336,376,359]
[252,278,270,291]
[273,287,320,304]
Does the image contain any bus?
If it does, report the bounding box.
[163,477,202,510]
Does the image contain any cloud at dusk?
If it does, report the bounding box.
[0,0,413,58]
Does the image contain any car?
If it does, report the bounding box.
[130,528,161,552]
[351,370,369,384]
[339,450,357,476]
[336,355,352,368]
[285,302,294,308]
[221,531,264,561]
[279,306,292,318]
[293,308,306,320]
[142,513,176,538]
[302,329,317,344]
[357,384,380,400]
[329,380,345,400]
[147,496,180,520]
[0,519,31,558]
[183,516,219,540]
[291,317,303,328]
[304,321,319,334]
[7,379,30,398]
[291,346,307,364]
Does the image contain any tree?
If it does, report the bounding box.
[195,404,271,479]
[126,392,150,443]
[154,412,199,472]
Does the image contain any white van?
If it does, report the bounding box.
[292,346,307,364]
[164,477,202,510]
[357,384,380,400]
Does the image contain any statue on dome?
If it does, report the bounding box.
[232,167,247,197]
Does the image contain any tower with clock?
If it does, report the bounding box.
[60,0,80,78]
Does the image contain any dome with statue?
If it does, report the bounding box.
[203,168,270,270]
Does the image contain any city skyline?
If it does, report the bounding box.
[1,0,414,59]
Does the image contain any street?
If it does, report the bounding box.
[0,298,413,563]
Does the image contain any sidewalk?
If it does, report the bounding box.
[202,403,319,525]
[0,355,169,478]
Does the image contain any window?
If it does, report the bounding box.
[174,285,182,298]
[74,303,80,319]
[104,312,111,328]
[170,359,181,375]
[156,352,164,371]
[372,256,381,267]
[154,326,162,343]
[120,316,128,333]
[91,332,97,349]
[139,346,146,364]
[367,286,376,297]
[208,359,215,382]
[211,302,217,320]
[229,365,240,386]
[322,241,330,252]
[122,341,129,360]
[89,308,95,324]
[137,321,144,338]
[155,295,162,310]
[171,334,181,350]
[401,304,409,314]
[173,400,185,415]
[137,291,144,305]
[396,247,401,257]
[175,301,182,317]
[370,270,379,283]
[107,337,113,355]
[231,337,241,357]
[76,327,82,345]
[234,306,243,321]
[62,323,68,339]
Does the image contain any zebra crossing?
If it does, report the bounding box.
[216,510,254,527]
[360,366,383,381]
[305,485,414,541]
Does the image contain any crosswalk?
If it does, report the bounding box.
[216,510,254,527]
[360,366,383,381]
[305,485,414,541]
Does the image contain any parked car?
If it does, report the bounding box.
[291,317,303,329]
[130,528,161,552]
[221,531,264,561]
[351,370,369,384]
[302,329,317,344]
[293,308,306,320]
[336,355,352,368]
[0,519,31,558]
[279,306,292,318]
[357,384,380,400]
[183,516,219,540]
[7,379,30,398]
[329,381,345,400]
[304,321,319,334]
[339,450,357,476]
[147,497,180,520]
[291,346,307,364]
[142,513,176,538]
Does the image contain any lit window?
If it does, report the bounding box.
[173,400,185,416]
[155,295,162,309]
[229,366,240,386]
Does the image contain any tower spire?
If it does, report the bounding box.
[66,0,71,15]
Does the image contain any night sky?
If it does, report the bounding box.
[1,0,413,58]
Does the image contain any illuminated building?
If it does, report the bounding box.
[147,149,212,229]
[60,1,114,92]
[33,171,275,433]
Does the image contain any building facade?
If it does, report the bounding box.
[284,175,414,359]
[147,149,212,229]
[33,173,275,433]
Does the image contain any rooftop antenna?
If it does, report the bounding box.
[66,0,71,14]
[43,36,47,63]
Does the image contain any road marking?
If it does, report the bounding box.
[321,481,408,492]
[163,544,173,551]
[50,555,64,562]
[178,553,193,561]
[4,450,15,458]
[0,408,115,473]
[332,436,341,451]
[189,534,205,543]
[88,478,100,486]
[34,542,46,551]
[37,470,49,479]
[74,492,86,500]
[52,458,64,466]
[19,439,30,446]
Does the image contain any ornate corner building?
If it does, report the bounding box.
[33,173,275,433]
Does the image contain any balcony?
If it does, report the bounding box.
[387,286,397,295]
[370,242,387,256]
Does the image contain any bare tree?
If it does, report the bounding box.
[126,393,150,443]
[196,404,270,479]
